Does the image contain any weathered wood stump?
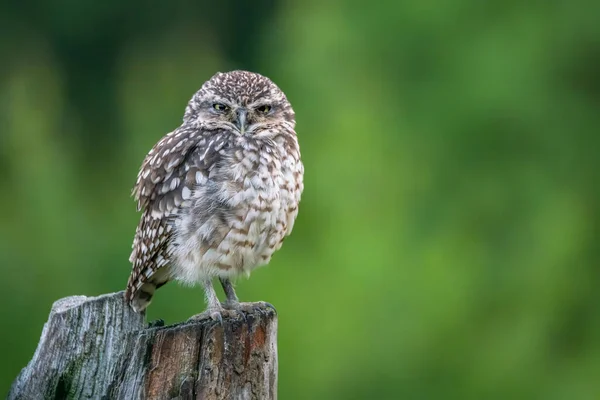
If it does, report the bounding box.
[8,292,278,400]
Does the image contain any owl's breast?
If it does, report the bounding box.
[224,143,303,270]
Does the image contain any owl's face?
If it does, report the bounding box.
[184,71,295,137]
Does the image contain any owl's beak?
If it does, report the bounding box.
[235,108,248,134]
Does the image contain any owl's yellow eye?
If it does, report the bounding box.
[256,105,272,114]
[213,103,229,112]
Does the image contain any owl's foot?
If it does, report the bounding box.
[187,307,224,324]
[222,300,275,313]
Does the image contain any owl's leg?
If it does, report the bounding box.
[219,277,239,308]
[187,278,224,323]
[203,277,223,316]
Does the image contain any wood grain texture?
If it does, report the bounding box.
[8,292,278,400]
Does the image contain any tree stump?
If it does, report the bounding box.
[8,292,278,400]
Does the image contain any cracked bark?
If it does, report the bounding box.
[8,292,278,400]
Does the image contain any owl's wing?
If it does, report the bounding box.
[132,125,223,213]
[126,124,227,311]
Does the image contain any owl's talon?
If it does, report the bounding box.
[258,301,276,312]
[211,310,223,325]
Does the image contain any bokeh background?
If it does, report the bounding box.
[1,0,599,398]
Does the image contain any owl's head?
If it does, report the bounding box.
[184,70,295,137]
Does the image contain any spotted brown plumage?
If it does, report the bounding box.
[126,71,303,319]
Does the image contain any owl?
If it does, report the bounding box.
[125,70,303,320]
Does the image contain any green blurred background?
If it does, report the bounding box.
[1,0,599,398]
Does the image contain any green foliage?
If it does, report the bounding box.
[1,1,599,398]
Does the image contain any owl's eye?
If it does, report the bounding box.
[256,105,272,114]
[212,103,229,112]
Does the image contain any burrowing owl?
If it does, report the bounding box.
[125,70,303,320]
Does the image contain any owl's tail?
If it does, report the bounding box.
[125,267,170,313]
